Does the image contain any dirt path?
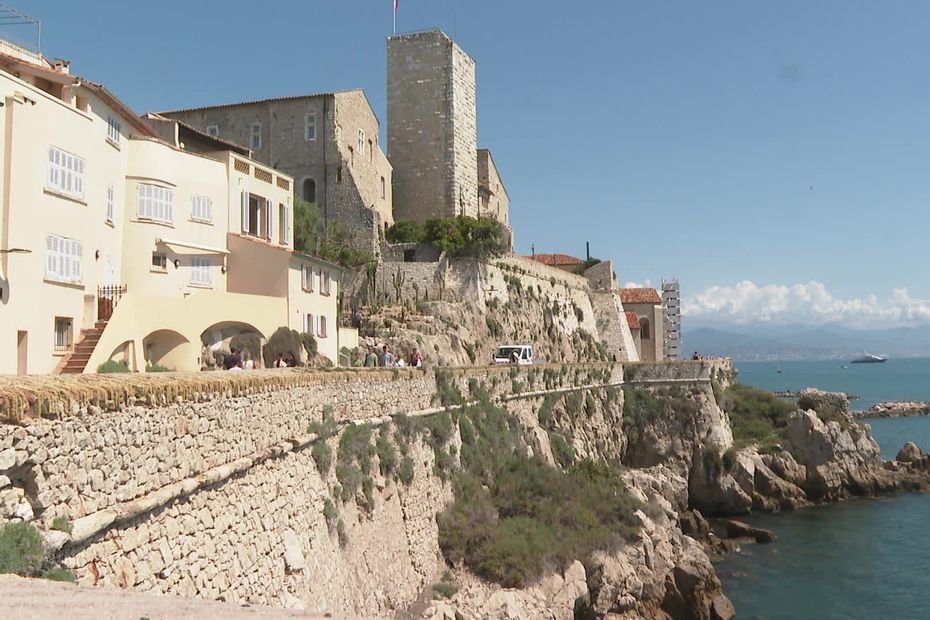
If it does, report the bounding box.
[0,575,348,619]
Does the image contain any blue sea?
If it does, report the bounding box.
[717,358,930,619]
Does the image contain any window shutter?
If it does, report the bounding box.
[301,264,307,289]
[284,206,291,246]
[241,191,249,233]
[73,240,83,281]
[266,198,275,241]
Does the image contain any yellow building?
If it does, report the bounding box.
[0,40,347,374]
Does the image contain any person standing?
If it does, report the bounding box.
[364,346,378,368]
[409,348,422,368]
[382,345,395,368]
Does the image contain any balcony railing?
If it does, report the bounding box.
[97,284,127,322]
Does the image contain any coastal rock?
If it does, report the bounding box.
[896,442,924,463]
[687,448,752,516]
[797,389,852,420]
[861,401,930,419]
[724,519,776,543]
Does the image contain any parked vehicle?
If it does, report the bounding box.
[493,344,534,365]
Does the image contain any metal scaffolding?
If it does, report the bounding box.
[662,279,681,360]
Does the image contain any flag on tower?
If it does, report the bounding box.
[394,0,399,14]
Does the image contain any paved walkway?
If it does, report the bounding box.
[0,575,340,619]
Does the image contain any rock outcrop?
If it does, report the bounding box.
[896,441,924,463]
[859,401,930,418]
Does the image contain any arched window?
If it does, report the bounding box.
[303,178,316,203]
[640,318,651,340]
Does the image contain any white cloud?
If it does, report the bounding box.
[682,281,930,327]
[623,279,653,289]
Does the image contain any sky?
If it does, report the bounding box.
[8,0,930,328]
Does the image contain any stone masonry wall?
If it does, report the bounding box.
[0,361,727,615]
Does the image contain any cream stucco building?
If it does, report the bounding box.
[0,40,346,375]
[620,288,666,362]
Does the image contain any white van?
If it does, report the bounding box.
[493,344,534,365]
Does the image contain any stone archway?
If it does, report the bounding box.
[142,330,192,372]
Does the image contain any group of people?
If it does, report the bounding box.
[364,344,422,369]
[223,348,299,371]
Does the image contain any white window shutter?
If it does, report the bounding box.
[284,206,291,245]
[241,191,249,233]
[266,198,274,241]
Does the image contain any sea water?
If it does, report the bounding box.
[716,358,930,619]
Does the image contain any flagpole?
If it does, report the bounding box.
[393,0,396,35]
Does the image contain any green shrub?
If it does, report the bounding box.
[0,522,45,576]
[376,432,398,475]
[230,333,262,363]
[537,394,558,428]
[51,516,72,534]
[432,582,459,599]
[308,417,338,439]
[720,384,796,449]
[434,370,464,407]
[362,477,375,513]
[437,456,641,588]
[144,362,174,373]
[323,498,338,526]
[397,455,415,485]
[337,519,349,548]
[722,447,738,472]
[336,424,374,504]
[385,220,425,244]
[423,411,454,449]
[311,441,333,476]
[549,432,574,469]
[97,359,130,374]
[299,333,318,358]
[41,567,76,583]
[262,326,303,368]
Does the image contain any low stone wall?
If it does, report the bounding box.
[624,359,732,384]
[0,364,622,528]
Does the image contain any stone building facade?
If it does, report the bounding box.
[387,30,479,222]
[620,288,666,362]
[477,149,509,225]
[162,90,393,254]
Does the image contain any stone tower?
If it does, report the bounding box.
[387,30,478,223]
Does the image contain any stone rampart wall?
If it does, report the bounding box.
[0,361,720,615]
[624,359,733,384]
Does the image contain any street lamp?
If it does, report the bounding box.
[0,248,31,254]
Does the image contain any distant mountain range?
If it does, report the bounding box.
[683,324,930,360]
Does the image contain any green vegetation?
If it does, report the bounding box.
[336,424,375,508]
[437,388,641,588]
[718,384,796,449]
[376,430,398,475]
[385,215,508,259]
[299,332,318,358]
[293,197,374,268]
[311,441,333,476]
[433,370,464,407]
[323,498,338,527]
[230,333,261,363]
[432,581,459,599]
[144,362,174,373]
[41,567,76,583]
[262,326,303,368]
[548,432,575,469]
[97,360,130,374]
[0,522,44,576]
[50,516,72,534]
[397,455,415,486]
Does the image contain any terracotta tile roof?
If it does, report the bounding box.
[626,311,641,330]
[526,253,584,267]
[620,288,661,305]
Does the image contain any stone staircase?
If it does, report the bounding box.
[60,322,106,374]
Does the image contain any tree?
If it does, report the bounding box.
[385,220,424,244]
[293,197,322,255]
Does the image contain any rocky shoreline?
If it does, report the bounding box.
[856,400,930,418]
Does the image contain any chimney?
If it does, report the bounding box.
[53,58,70,74]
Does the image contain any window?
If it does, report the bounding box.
[190,256,211,286]
[191,195,212,222]
[303,178,316,203]
[250,122,262,150]
[279,203,289,245]
[319,315,328,338]
[336,166,342,183]
[152,252,167,272]
[368,139,373,161]
[137,184,174,224]
[304,313,315,335]
[304,113,316,141]
[47,146,85,199]
[206,125,219,137]
[45,235,82,284]
[106,116,121,145]
[380,176,386,199]
[322,272,332,296]
[106,186,115,224]
[303,263,314,291]
[54,317,73,353]
[301,263,310,291]
[357,129,366,156]
[640,318,651,340]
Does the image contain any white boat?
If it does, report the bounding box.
[851,353,888,364]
